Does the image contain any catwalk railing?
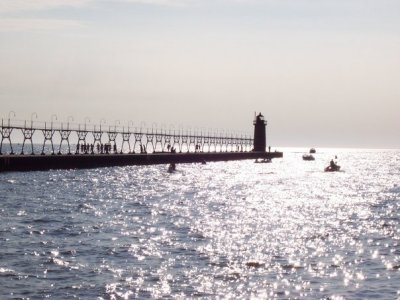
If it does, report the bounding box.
[0,119,254,155]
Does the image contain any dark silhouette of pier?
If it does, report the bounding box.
[0,113,282,172]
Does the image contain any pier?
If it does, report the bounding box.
[0,113,282,172]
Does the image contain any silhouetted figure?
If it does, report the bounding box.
[167,163,176,173]
[330,159,336,168]
[113,144,117,154]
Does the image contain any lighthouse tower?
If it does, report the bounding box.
[253,112,267,152]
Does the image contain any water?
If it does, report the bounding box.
[1,148,399,299]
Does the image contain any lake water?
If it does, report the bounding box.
[1,148,399,299]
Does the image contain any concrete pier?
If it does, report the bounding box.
[0,112,283,172]
[0,151,282,172]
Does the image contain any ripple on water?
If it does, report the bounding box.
[1,150,400,298]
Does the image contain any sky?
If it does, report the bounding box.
[0,0,399,148]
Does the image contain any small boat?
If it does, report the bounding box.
[255,158,272,163]
[309,148,316,154]
[324,165,340,172]
[302,154,315,161]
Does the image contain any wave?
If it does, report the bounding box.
[388,185,400,193]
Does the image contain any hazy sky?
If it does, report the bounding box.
[0,0,399,148]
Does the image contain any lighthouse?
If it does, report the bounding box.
[253,112,267,152]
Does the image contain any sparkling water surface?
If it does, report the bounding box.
[1,148,400,299]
